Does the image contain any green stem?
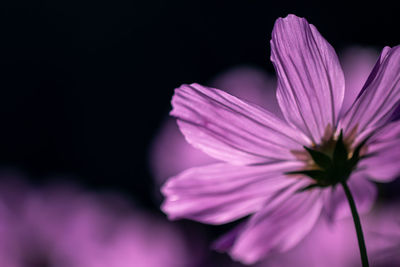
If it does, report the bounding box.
[341,181,369,267]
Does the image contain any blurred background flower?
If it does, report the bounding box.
[0,171,193,267]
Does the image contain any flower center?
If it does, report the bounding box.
[287,130,367,191]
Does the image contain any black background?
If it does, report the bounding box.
[1,1,399,212]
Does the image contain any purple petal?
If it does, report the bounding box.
[356,46,391,98]
[151,67,279,185]
[258,217,357,267]
[339,47,379,117]
[161,161,303,225]
[322,173,377,221]
[271,14,345,143]
[171,83,309,165]
[228,183,323,264]
[360,121,400,182]
[258,202,400,267]
[341,46,400,141]
[363,145,400,183]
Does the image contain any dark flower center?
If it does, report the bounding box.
[287,130,367,191]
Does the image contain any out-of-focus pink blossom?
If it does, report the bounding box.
[0,174,191,267]
[160,14,400,264]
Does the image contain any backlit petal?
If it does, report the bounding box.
[271,14,345,143]
[341,46,400,142]
[360,120,400,182]
[229,183,322,264]
[161,161,303,225]
[171,83,309,165]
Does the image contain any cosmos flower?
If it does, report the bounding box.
[150,48,379,186]
[0,174,191,267]
[161,14,400,264]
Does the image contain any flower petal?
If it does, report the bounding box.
[228,183,323,264]
[271,14,345,143]
[161,161,303,225]
[363,145,400,182]
[360,120,400,182]
[259,217,357,267]
[357,46,391,98]
[171,83,309,165]
[322,173,377,221]
[341,46,400,142]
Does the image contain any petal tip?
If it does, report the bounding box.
[275,14,306,25]
[160,199,179,221]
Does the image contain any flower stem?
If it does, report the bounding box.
[341,181,369,267]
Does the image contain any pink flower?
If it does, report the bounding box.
[150,48,379,186]
[161,14,400,264]
[0,174,191,267]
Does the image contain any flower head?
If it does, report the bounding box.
[161,14,400,264]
